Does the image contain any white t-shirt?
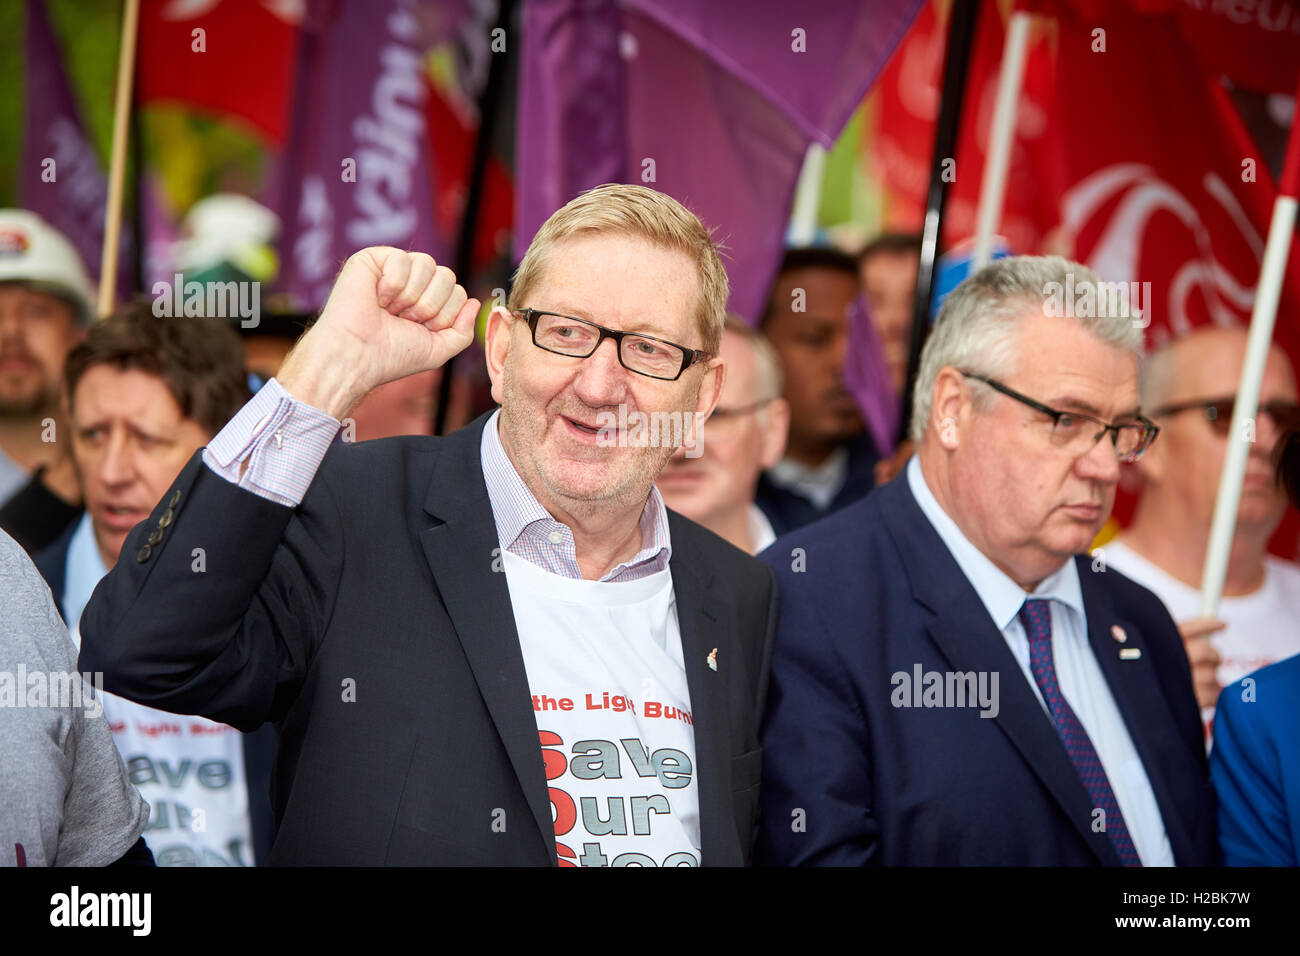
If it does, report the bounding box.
[501,549,701,867]
[64,514,254,866]
[1103,539,1300,741]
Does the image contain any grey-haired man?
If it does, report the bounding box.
[757,256,1215,866]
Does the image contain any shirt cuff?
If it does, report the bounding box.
[201,378,340,507]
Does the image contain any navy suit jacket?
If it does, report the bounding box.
[76,412,776,865]
[1211,655,1300,865]
[755,431,879,538]
[34,521,277,866]
[756,474,1216,865]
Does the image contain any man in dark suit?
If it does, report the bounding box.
[79,184,775,866]
[35,304,274,866]
[757,256,1215,866]
[756,248,879,536]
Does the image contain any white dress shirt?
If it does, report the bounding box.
[748,504,776,555]
[906,456,1175,866]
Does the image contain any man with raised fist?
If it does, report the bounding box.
[78,184,777,867]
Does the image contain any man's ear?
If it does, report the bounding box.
[930,366,969,449]
[484,307,513,405]
[760,397,791,469]
[693,357,725,421]
[683,358,725,453]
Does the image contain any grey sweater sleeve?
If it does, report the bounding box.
[0,530,148,866]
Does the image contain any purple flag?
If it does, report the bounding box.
[844,296,900,457]
[19,0,132,293]
[515,0,924,322]
[271,0,445,312]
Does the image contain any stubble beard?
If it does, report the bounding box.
[500,369,679,515]
[0,380,58,419]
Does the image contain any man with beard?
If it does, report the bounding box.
[0,211,91,529]
[78,184,777,866]
[757,247,879,536]
[1101,327,1300,743]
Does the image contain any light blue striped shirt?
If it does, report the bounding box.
[202,379,671,581]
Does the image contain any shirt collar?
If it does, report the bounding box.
[765,447,849,510]
[63,511,108,643]
[905,456,1083,631]
[748,503,776,555]
[479,408,672,578]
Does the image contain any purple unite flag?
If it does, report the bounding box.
[515,0,924,324]
[19,0,132,294]
[271,0,446,313]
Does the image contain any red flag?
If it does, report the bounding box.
[1031,0,1300,94]
[136,0,301,145]
[868,1,1061,252]
[1045,2,1300,556]
[424,78,514,273]
[1051,8,1300,353]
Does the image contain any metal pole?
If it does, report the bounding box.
[899,0,980,440]
[435,0,518,436]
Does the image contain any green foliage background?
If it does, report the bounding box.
[1,1,268,216]
[1,1,125,208]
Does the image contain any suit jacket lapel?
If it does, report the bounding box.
[880,478,1120,865]
[667,514,738,866]
[419,413,556,862]
[1075,558,1197,863]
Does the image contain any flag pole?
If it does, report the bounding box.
[972,9,1031,271]
[788,143,828,247]
[899,0,980,440]
[435,0,520,436]
[97,0,140,319]
[1198,71,1300,617]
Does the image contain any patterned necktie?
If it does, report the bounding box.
[1018,599,1142,867]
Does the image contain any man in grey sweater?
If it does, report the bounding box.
[0,528,149,865]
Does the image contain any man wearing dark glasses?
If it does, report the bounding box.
[758,256,1215,866]
[78,184,776,866]
[1102,326,1300,743]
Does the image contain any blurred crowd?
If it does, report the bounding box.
[3,196,1300,867]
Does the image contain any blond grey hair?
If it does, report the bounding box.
[910,255,1145,441]
[509,183,729,353]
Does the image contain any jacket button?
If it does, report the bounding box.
[159,508,174,528]
[169,489,182,508]
[147,527,165,546]
[137,544,152,563]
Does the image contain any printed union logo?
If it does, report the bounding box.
[0,227,31,257]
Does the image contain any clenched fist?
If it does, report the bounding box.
[277,248,481,420]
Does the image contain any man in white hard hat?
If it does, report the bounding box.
[0,211,94,512]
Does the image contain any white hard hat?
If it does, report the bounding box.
[0,210,95,323]
[175,193,281,280]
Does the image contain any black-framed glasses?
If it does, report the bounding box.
[513,308,712,381]
[709,398,775,421]
[960,371,1159,463]
[1149,395,1300,437]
